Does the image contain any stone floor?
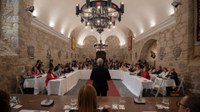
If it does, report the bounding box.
[65,79,135,97]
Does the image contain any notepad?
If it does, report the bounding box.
[19,109,49,112]
[142,111,157,112]
[13,105,22,109]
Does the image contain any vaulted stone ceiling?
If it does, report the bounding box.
[33,0,174,47]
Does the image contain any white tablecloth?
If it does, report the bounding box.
[24,70,153,96]
[122,72,153,97]
[78,69,123,80]
[46,70,124,95]
[23,74,46,95]
[66,71,79,92]
[78,70,92,79]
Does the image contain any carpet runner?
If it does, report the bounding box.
[86,80,120,96]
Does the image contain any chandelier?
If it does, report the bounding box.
[76,0,124,34]
[94,34,108,51]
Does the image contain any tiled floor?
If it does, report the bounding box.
[65,79,135,97]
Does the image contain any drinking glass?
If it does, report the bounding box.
[70,99,77,109]
[119,99,126,111]
[162,98,170,110]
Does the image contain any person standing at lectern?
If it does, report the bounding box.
[90,58,111,96]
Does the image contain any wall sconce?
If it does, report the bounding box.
[26,6,34,13]
[171,0,181,8]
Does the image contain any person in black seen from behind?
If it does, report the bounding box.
[90,58,111,96]
[0,89,10,112]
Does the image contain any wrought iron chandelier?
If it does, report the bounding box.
[94,34,108,51]
[76,0,124,34]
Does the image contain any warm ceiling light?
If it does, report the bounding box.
[76,0,124,34]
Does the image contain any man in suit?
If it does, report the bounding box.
[90,58,111,96]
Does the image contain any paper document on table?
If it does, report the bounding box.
[19,110,49,112]
[142,111,157,112]
[13,104,22,109]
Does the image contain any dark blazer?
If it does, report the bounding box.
[169,72,180,86]
[90,66,111,91]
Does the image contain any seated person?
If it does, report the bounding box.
[54,66,63,76]
[166,68,180,86]
[166,68,180,95]
[158,67,169,78]
[68,65,74,72]
[0,89,10,112]
[37,62,45,74]
[177,93,200,112]
[151,66,162,75]
[54,64,62,71]
[70,84,111,112]
[141,66,150,80]
[63,64,74,73]
[129,64,142,76]
[128,64,135,72]
[31,66,40,76]
[113,62,119,70]
[45,68,58,86]
[78,62,85,70]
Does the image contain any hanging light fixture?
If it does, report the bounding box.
[76,0,124,34]
[94,34,108,51]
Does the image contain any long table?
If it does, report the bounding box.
[47,70,124,95]
[24,70,153,96]
[11,94,180,112]
[23,75,46,95]
[122,72,153,97]
[78,70,123,79]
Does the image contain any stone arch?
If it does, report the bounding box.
[105,36,121,61]
[81,35,98,60]
[139,39,157,66]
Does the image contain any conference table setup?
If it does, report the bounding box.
[23,70,177,98]
[46,70,153,96]
[10,94,180,112]
[46,70,125,95]
[23,70,175,97]
[18,69,181,112]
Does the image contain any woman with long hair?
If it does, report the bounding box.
[71,84,111,112]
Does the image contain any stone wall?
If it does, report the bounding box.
[132,0,200,93]
[79,35,126,62]
[0,0,79,93]
[79,36,97,61]
[1,0,19,51]
[0,0,199,93]
[105,36,122,61]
